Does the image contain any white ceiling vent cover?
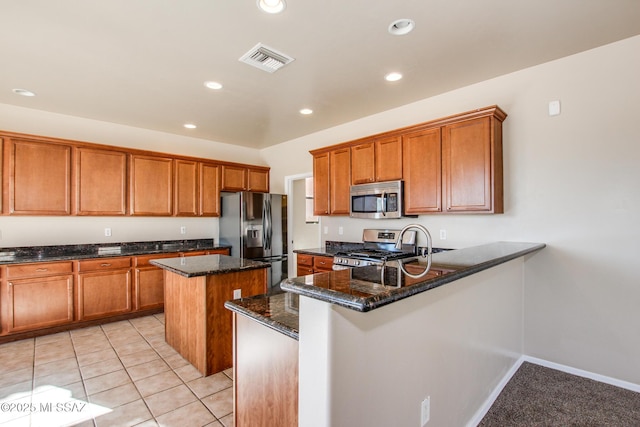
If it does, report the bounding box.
[239,43,295,73]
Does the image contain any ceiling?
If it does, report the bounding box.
[1,1,639,149]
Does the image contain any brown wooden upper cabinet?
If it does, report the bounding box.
[310,105,506,216]
[311,147,351,216]
[247,167,269,192]
[6,138,72,215]
[130,154,173,216]
[442,116,504,213]
[200,162,221,216]
[76,147,127,215]
[221,165,269,192]
[174,160,221,217]
[351,136,403,185]
[403,127,442,214]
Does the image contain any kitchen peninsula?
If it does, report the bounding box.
[225,241,545,427]
[151,254,268,376]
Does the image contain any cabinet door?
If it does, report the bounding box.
[6,275,74,332]
[442,117,496,212]
[77,270,132,320]
[375,135,403,182]
[135,268,164,310]
[130,155,173,215]
[247,168,269,193]
[200,163,220,217]
[313,152,330,215]
[350,142,375,184]
[76,147,127,215]
[9,139,72,215]
[174,159,198,216]
[329,148,351,215]
[402,128,442,213]
[221,165,247,191]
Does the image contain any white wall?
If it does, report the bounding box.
[298,258,526,427]
[264,36,640,385]
[0,104,264,246]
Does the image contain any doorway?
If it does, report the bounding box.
[284,173,321,277]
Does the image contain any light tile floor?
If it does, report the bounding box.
[0,314,234,427]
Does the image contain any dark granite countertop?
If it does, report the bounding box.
[150,254,269,278]
[0,239,230,265]
[225,291,299,340]
[282,241,546,312]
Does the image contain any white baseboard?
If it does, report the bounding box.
[466,355,640,426]
[522,355,640,393]
[466,355,526,427]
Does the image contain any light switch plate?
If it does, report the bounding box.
[548,100,561,116]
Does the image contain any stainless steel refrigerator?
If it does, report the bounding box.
[219,192,288,293]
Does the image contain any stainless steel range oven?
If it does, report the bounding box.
[332,228,417,270]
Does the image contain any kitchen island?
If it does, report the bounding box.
[151,254,268,376]
[226,241,545,427]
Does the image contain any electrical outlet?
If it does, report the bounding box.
[338,226,344,235]
[324,226,328,235]
[180,226,186,235]
[233,289,242,299]
[104,228,112,237]
[421,396,430,426]
[439,229,446,240]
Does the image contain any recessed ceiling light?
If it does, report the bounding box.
[257,0,286,14]
[388,19,415,36]
[204,81,223,90]
[13,88,36,97]
[184,123,197,129]
[299,108,313,115]
[385,72,403,82]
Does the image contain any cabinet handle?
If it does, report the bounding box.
[100,263,112,267]
[35,268,48,272]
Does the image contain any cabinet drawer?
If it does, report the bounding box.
[7,261,73,279]
[78,257,131,272]
[313,256,334,270]
[135,253,179,268]
[296,266,314,276]
[297,254,313,267]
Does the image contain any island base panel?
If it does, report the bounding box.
[164,268,267,376]
[234,313,298,427]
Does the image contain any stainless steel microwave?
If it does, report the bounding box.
[350,180,404,219]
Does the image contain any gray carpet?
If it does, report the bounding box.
[479,362,640,426]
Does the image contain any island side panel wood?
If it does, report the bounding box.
[163,272,207,372]
[234,313,298,427]
[163,268,267,376]
[207,268,267,374]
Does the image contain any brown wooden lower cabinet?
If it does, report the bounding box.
[296,253,333,276]
[234,313,298,427]
[163,267,267,376]
[76,257,133,320]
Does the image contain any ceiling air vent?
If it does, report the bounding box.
[239,43,294,73]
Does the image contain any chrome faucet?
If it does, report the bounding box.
[393,223,433,279]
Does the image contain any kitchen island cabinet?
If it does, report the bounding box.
[225,292,299,427]
[226,242,545,426]
[151,254,268,376]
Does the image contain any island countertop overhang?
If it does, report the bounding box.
[281,241,545,312]
[150,254,269,278]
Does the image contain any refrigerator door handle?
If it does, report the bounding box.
[262,198,268,250]
[265,198,272,250]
